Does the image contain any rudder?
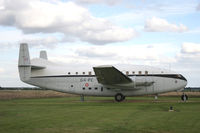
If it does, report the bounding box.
[18,43,31,82]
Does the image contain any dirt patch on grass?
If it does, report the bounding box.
[0,90,76,100]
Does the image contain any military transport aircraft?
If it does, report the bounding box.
[18,43,187,102]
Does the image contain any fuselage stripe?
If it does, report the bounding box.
[31,74,187,81]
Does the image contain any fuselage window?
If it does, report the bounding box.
[126,71,129,75]
[95,87,98,90]
[71,85,73,87]
[68,72,71,75]
[101,87,103,91]
[138,71,142,75]
[83,72,85,75]
[76,72,78,75]
[145,71,148,75]
[88,71,92,75]
[83,87,85,90]
[89,87,91,90]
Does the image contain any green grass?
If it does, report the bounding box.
[0,96,200,133]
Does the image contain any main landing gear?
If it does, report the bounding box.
[115,93,125,102]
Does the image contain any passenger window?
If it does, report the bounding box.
[145,71,148,75]
[101,87,103,91]
[132,71,135,74]
[76,72,78,75]
[95,87,98,90]
[68,72,71,75]
[138,71,142,74]
[83,87,85,90]
[89,87,91,90]
[88,71,92,75]
[126,71,129,75]
[83,72,85,75]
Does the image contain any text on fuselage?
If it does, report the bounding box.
[80,78,93,82]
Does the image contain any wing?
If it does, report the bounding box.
[93,65,132,85]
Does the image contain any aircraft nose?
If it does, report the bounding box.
[183,80,187,87]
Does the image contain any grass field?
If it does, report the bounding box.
[0,96,200,133]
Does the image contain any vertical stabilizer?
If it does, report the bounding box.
[18,43,31,82]
[40,50,48,60]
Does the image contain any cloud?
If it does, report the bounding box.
[197,3,200,11]
[175,42,200,70]
[0,38,61,49]
[181,42,200,54]
[48,43,178,67]
[0,0,136,45]
[0,29,67,49]
[0,67,4,73]
[144,17,188,32]
[21,37,60,48]
[75,0,122,6]
[75,47,116,58]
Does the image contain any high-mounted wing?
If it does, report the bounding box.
[93,65,132,85]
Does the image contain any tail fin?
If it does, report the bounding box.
[40,50,48,60]
[18,43,31,82]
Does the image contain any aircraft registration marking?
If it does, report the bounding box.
[80,78,93,82]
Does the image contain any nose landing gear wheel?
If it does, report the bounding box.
[181,94,188,101]
[115,93,125,102]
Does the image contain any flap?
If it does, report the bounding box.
[93,65,132,85]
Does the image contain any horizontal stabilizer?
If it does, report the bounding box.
[31,65,46,70]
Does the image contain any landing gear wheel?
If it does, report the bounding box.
[115,93,125,102]
[181,94,188,101]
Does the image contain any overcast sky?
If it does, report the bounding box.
[0,0,200,87]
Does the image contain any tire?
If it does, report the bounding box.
[115,93,124,102]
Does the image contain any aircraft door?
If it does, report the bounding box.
[145,75,154,94]
[132,75,136,89]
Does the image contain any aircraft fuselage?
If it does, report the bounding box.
[27,74,187,96]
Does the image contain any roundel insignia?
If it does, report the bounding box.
[85,83,89,87]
